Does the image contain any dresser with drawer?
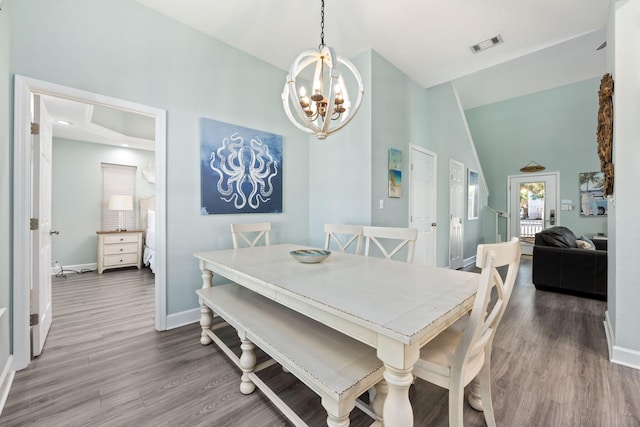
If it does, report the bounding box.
[96,230,144,274]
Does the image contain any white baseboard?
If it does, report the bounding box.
[51,262,98,276]
[604,310,640,370]
[463,255,477,268]
[166,307,200,330]
[0,355,15,417]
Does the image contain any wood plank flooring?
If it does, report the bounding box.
[2,260,639,426]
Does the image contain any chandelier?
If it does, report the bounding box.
[282,0,364,140]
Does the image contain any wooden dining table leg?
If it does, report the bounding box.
[198,261,213,345]
[382,365,414,426]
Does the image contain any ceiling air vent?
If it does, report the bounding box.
[470,34,504,54]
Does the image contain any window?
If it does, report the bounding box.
[101,163,137,231]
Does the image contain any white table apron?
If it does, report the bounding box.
[195,244,478,427]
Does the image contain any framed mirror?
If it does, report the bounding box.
[468,169,479,220]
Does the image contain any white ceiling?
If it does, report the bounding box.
[137,0,610,108]
[43,96,156,151]
[47,1,610,146]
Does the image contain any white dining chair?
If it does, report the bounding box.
[230,222,271,249]
[363,226,418,263]
[412,238,521,427]
[324,224,364,254]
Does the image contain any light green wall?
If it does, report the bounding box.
[10,0,310,314]
[308,51,373,249]
[465,78,605,240]
[0,0,12,365]
[51,138,154,266]
[425,82,488,266]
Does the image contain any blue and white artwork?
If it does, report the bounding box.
[200,118,283,215]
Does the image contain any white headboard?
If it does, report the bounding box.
[139,196,155,232]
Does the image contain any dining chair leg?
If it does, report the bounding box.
[478,361,497,427]
[449,380,465,427]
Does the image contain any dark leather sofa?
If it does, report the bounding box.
[532,226,607,300]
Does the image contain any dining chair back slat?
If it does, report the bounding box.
[363,226,418,263]
[230,222,271,249]
[324,224,364,254]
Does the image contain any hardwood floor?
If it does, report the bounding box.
[2,260,639,426]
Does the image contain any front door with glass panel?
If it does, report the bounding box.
[509,173,559,255]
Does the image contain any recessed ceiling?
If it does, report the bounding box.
[42,96,155,151]
[136,0,609,107]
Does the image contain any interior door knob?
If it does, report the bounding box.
[431,223,437,227]
[50,230,59,235]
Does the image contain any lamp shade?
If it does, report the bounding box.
[108,195,133,211]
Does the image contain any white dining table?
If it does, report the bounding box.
[195,243,479,426]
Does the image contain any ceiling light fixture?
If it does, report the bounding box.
[282,0,364,140]
[470,34,504,54]
[56,120,72,126]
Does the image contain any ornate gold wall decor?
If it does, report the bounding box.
[597,73,614,196]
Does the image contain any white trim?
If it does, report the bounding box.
[463,255,477,268]
[0,355,15,416]
[604,310,640,370]
[51,263,98,276]
[166,307,200,330]
[506,171,561,241]
[13,75,168,371]
[450,81,489,196]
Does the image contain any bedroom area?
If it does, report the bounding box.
[47,93,157,315]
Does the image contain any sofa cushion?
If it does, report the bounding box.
[534,226,578,248]
[577,235,596,250]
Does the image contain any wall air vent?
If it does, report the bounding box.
[470,34,504,54]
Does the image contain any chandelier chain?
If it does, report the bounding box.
[319,0,325,49]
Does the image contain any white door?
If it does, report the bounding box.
[31,95,53,356]
[509,173,559,255]
[449,160,464,270]
[409,146,437,266]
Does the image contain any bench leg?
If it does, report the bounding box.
[238,331,256,395]
[322,397,355,427]
[199,267,213,345]
[371,379,388,420]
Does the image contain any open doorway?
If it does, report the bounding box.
[13,75,167,371]
[508,172,559,255]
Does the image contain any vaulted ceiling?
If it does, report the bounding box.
[137,0,610,108]
[49,1,610,146]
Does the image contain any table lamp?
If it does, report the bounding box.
[108,195,133,231]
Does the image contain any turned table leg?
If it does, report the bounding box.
[381,365,414,427]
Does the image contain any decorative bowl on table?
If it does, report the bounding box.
[289,249,331,264]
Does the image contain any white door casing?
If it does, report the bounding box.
[13,75,167,371]
[31,95,53,357]
[508,172,559,255]
[409,145,437,266]
[449,159,464,270]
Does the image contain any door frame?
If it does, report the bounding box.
[408,144,437,266]
[13,75,168,371]
[449,159,465,269]
[507,171,560,250]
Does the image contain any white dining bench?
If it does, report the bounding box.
[197,283,385,427]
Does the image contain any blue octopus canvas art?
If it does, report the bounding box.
[200,118,283,214]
